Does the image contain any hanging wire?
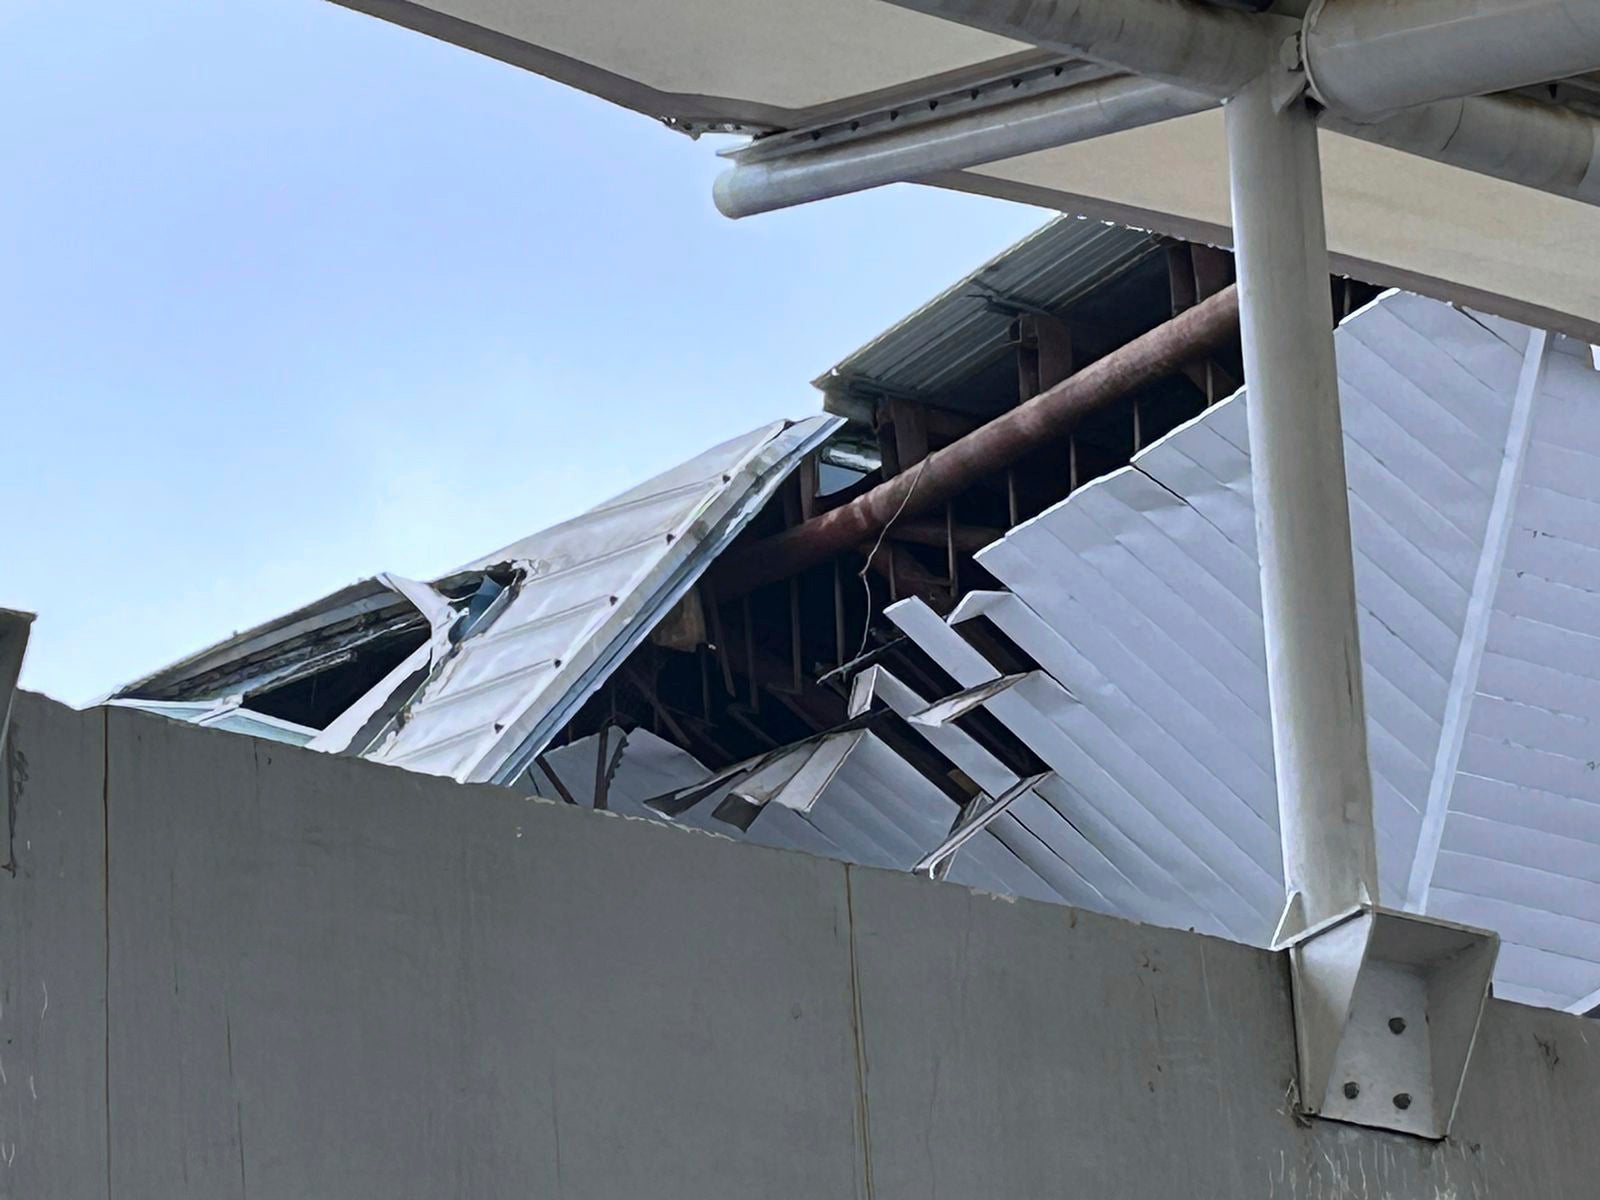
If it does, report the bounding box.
[854,458,930,662]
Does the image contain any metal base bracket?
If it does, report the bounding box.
[1281,905,1498,1139]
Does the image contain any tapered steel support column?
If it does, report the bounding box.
[1226,77,1378,931]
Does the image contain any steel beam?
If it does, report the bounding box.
[1225,79,1377,930]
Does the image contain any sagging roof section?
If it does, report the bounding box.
[528,286,1600,1015]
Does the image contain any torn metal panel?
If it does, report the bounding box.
[304,643,431,754]
[907,672,1031,727]
[733,729,867,814]
[876,289,1600,1012]
[112,578,425,703]
[112,417,840,781]
[890,592,1272,941]
[848,664,1115,909]
[547,720,1061,902]
[306,572,483,754]
[365,416,840,784]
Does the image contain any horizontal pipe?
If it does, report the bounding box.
[706,0,1600,268]
[721,78,1600,223]
[1304,0,1600,119]
[713,285,1241,597]
[881,0,1280,98]
[1326,92,1600,206]
[715,75,1211,218]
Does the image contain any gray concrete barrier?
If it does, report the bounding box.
[1,691,1595,1197]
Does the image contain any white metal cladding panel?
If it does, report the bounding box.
[366,419,836,780]
[850,665,1116,909]
[887,292,1533,954]
[533,727,1062,902]
[888,596,1258,940]
[1429,341,1600,1010]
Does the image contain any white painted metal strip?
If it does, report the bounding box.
[1406,329,1551,910]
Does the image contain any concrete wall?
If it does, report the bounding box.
[3,690,1597,1197]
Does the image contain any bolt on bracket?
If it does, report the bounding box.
[1278,904,1498,1139]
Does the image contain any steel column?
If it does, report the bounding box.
[1225,78,1378,929]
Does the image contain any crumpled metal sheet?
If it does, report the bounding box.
[876,290,1600,1013]
[364,416,840,784]
[532,726,1062,902]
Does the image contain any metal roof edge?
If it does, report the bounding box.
[482,414,843,785]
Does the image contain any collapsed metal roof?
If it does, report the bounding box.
[114,417,839,784]
[563,289,1600,1014]
[105,209,1600,1015]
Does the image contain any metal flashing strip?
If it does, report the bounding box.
[1405,327,1552,910]
[907,672,1030,726]
[914,771,1053,877]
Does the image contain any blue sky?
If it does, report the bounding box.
[1,0,1046,704]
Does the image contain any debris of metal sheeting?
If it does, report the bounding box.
[865,290,1600,1014]
[96,211,1600,1021]
[383,417,841,785]
[110,417,839,781]
[542,287,1600,1016]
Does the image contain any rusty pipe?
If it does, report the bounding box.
[716,283,1240,596]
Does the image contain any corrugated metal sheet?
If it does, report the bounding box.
[366,416,840,783]
[867,289,1600,1013]
[814,216,1162,398]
